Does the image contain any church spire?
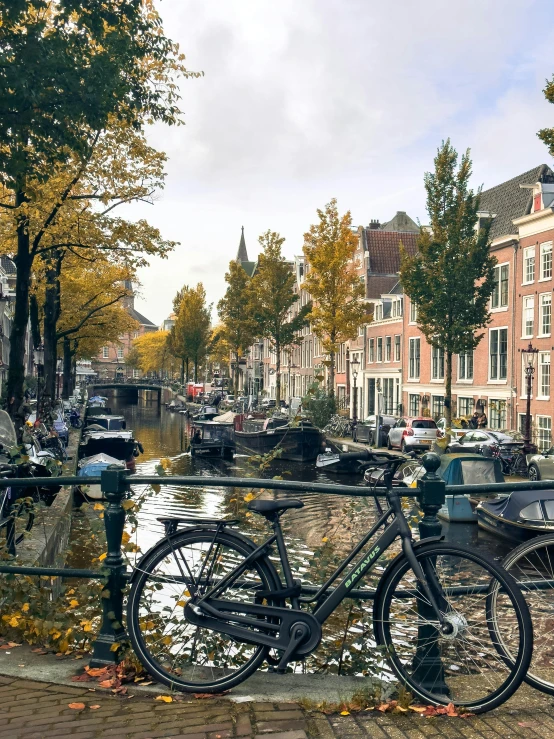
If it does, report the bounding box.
[236,226,249,263]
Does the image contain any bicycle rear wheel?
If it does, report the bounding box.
[127,528,281,693]
[373,543,532,713]
[499,534,554,695]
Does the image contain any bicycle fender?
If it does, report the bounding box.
[371,536,443,618]
[128,526,281,589]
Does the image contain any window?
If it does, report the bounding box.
[537,416,552,451]
[489,400,507,430]
[491,264,509,309]
[133,368,140,379]
[489,328,508,380]
[540,241,553,280]
[458,397,473,417]
[117,347,124,360]
[376,337,383,362]
[432,346,444,380]
[432,395,444,419]
[540,293,552,335]
[374,303,383,321]
[539,352,551,398]
[102,346,109,359]
[409,394,420,416]
[394,335,401,362]
[409,301,418,323]
[383,378,394,414]
[409,338,420,379]
[385,336,391,362]
[368,338,374,363]
[523,295,534,337]
[523,246,535,283]
[458,351,473,380]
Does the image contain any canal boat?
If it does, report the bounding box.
[477,490,554,542]
[79,426,143,464]
[190,418,235,459]
[192,405,219,422]
[77,453,126,500]
[316,448,373,474]
[85,414,127,431]
[234,415,323,463]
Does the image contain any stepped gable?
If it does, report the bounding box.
[479,164,553,240]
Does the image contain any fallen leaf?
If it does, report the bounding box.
[409,705,427,713]
[85,667,109,677]
[446,703,458,717]
[90,705,101,710]
[340,710,350,715]
[377,703,390,712]
[141,681,153,686]
[99,679,115,688]
[518,723,534,728]
[321,537,328,543]
[68,702,85,710]
[155,695,173,703]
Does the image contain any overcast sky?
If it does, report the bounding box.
[131,0,554,325]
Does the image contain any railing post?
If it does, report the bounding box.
[412,452,449,694]
[90,467,128,667]
[4,487,16,557]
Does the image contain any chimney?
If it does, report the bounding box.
[369,219,380,230]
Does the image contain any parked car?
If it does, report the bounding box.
[353,414,397,446]
[445,429,524,459]
[386,417,438,452]
[261,398,276,409]
[527,446,554,481]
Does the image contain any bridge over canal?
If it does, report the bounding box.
[89,382,169,405]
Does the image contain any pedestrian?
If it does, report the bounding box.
[478,411,488,429]
[468,412,479,429]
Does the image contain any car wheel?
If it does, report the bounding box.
[528,464,541,481]
[401,440,407,453]
[368,431,374,447]
[387,436,392,450]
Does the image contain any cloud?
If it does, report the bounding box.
[135,0,554,324]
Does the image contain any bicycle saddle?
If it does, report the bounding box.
[247,499,304,516]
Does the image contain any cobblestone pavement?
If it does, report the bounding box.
[2,676,554,738]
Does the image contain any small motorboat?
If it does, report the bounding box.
[192,405,218,422]
[79,427,143,463]
[85,414,127,431]
[190,418,235,458]
[477,490,554,542]
[77,453,126,500]
[316,448,373,474]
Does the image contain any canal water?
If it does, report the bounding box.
[112,395,514,676]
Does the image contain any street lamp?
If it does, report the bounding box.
[522,342,539,451]
[351,355,360,427]
[34,344,44,417]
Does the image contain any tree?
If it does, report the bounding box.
[250,231,310,404]
[218,261,257,397]
[131,331,174,376]
[303,199,367,396]
[399,140,496,429]
[171,284,212,383]
[0,0,198,430]
[538,76,554,154]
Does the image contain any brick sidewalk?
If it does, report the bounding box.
[2,676,554,739]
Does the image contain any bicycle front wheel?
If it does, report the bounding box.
[500,533,554,695]
[127,528,281,693]
[373,543,532,713]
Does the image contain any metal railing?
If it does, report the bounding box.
[0,455,548,670]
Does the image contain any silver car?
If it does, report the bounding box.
[387,417,438,452]
[528,446,554,481]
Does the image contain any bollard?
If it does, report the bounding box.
[90,466,128,667]
[412,452,449,694]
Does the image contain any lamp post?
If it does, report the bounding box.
[34,344,44,418]
[522,342,539,451]
[351,356,360,428]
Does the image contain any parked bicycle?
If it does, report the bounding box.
[127,451,533,713]
[323,414,353,438]
[0,464,36,551]
[491,445,528,477]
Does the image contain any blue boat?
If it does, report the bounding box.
[77,453,126,501]
[437,454,505,523]
[477,490,554,542]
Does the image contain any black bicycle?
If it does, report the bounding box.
[127,452,533,713]
[0,465,36,551]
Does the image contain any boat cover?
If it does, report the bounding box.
[439,454,504,485]
[212,411,236,424]
[480,489,554,521]
[78,453,125,477]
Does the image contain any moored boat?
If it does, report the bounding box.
[316,448,373,474]
[477,490,554,542]
[77,453,126,500]
[190,417,235,458]
[79,427,143,463]
[234,415,323,463]
[85,414,127,431]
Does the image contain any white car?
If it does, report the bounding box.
[387,417,438,452]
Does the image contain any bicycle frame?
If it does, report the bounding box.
[189,490,446,648]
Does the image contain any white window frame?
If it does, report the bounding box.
[385,336,391,363]
[409,337,420,380]
[539,292,552,337]
[522,295,534,338]
[538,351,551,400]
[540,241,553,282]
[431,346,444,381]
[409,394,420,416]
[368,338,374,363]
[376,337,383,363]
[102,346,109,359]
[523,246,535,284]
[458,351,474,382]
[537,415,552,452]
[491,263,509,311]
[458,397,473,417]
[409,301,418,324]
[394,335,401,363]
[489,327,508,382]
[117,347,124,360]
[489,399,507,430]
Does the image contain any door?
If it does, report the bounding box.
[540,447,554,479]
[388,418,406,447]
[468,431,489,452]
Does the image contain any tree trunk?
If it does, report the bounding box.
[194,357,198,383]
[42,256,60,414]
[185,358,189,386]
[180,358,184,385]
[275,340,281,405]
[328,350,335,398]
[7,189,32,437]
[62,337,72,399]
[445,349,453,429]
[233,351,239,397]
